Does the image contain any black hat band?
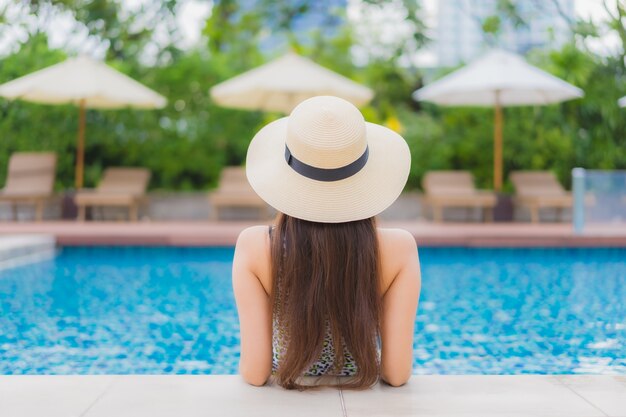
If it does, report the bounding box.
[284,145,369,182]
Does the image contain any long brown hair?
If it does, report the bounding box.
[270,213,381,390]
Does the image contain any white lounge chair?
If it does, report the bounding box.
[74,167,151,221]
[422,171,496,222]
[0,152,57,221]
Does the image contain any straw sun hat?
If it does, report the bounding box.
[246,96,411,223]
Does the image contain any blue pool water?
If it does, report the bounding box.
[0,247,625,375]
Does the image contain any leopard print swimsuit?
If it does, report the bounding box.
[269,226,358,376]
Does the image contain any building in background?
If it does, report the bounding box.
[236,0,347,50]
[436,0,575,67]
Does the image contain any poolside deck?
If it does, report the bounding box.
[1,221,626,247]
[1,375,624,416]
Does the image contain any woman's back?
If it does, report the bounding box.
[233,222,420,388]
[267,225,357,377]
[238,225,416,308]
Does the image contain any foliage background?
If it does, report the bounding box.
[0,0,624,191]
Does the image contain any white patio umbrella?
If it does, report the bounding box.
[619,96,626,107]
[210,52,374,113]
[413,49,583,191]
[0,56,167,188]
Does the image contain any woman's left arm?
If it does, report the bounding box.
[232,226,273,386]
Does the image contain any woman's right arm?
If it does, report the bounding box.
[232,226,273,386]
[380,230,421,387]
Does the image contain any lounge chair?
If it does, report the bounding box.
[510,171,572,223]
[0,152,57,221]
[74,167,151,221]
[422,171,497,222]
[209,166,270,220]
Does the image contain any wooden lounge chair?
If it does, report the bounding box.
[209,166,270,220]
[422,171,497,222]
[0,152,57,221]
[510,171,572,223]
[74,167,151,221]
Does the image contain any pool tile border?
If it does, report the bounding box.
[1,221,626,247]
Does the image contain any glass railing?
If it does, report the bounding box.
[572,168,626,234]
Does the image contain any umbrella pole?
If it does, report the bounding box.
[494,92,503,192]
[75,100,86,189]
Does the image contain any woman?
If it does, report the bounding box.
[232,96,420,390]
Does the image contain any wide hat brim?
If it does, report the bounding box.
[246,117,411,223]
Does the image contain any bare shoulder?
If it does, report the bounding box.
[236,225,270,247]
[377,228,417,254]
[234,225,272,291]
[234,225,271,268]
[377,228,419,291]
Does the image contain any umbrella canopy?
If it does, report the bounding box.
[619,96,626,107]
[0,56,166,188]
[210,52,374,113]
[0,56,166,108]
[413,49,583,191]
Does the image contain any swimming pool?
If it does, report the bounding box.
[1,247,624,375]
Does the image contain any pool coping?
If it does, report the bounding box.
[1,375,624,416]
[0,234,57,271]
[1,221,626,247]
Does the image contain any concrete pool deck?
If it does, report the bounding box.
[1,375,624,416]
[1,221,626,247]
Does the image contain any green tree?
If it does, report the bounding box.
[0,0,624,193]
